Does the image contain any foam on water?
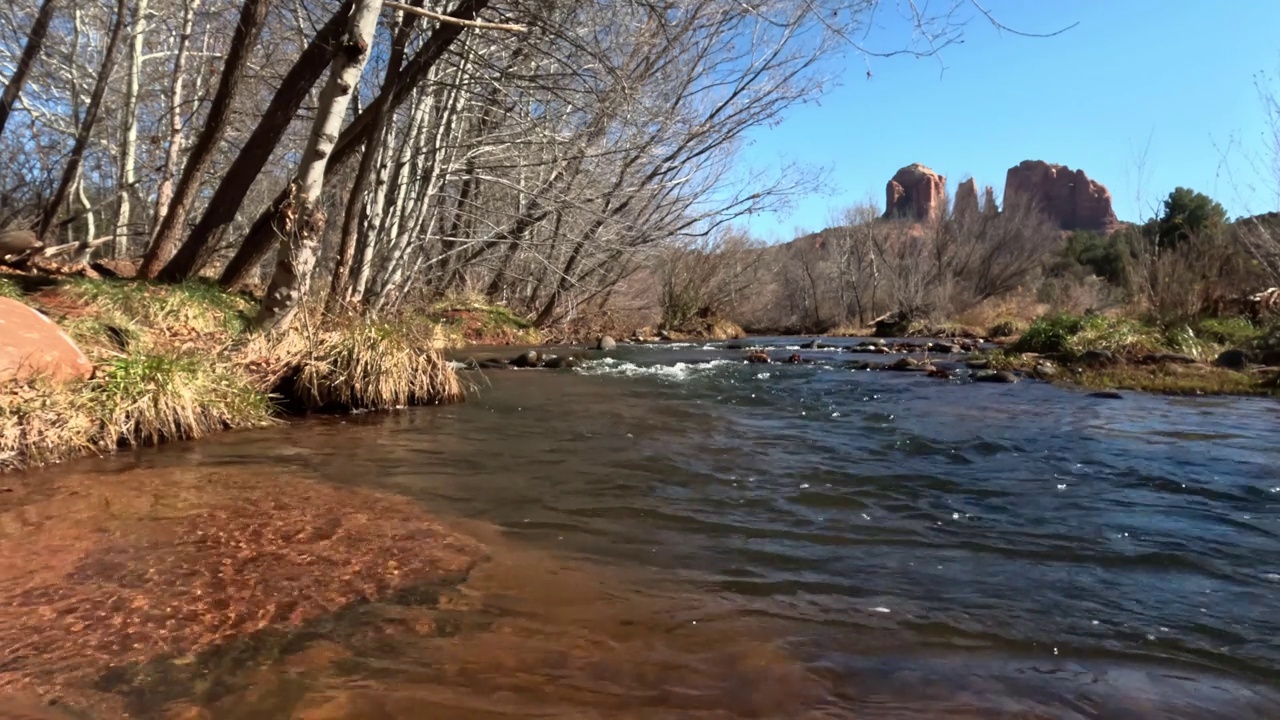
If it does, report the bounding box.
[576,357,736,381]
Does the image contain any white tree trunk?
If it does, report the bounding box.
[153,0,198,237]
[351,118,400,299]
[113,0,149,258]
[257,0,385,332]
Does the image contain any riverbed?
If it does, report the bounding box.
[2,338,1278,718]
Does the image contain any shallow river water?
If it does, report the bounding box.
[2,338,1279,719]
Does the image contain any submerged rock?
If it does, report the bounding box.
[1088,390,1125,400]
[745,351,771,364]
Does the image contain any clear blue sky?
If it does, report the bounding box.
[740,1,1280,240]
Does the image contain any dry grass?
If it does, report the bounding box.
[253,316,463,412]
[2,278,467,473]
[1,354,275,473]
[954,291,1048,334]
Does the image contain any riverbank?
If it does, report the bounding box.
[0,271,480,473]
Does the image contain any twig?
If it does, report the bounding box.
[382,2,527,33]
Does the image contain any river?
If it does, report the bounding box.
[1,338,1278,718]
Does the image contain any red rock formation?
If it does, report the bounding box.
[982,185,998,214]
[0,297,93,383]
[884,164,946,221]
[1004,160,1118,232]
[953,178,979,217]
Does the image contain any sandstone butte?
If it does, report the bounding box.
[880,160,1121,234]
[883,163,946,222]
[0,296,93,384]
[1003,159,1119,233]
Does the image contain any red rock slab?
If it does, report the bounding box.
[0,297,92,384]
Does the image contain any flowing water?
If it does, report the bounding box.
[2,338,1279,719]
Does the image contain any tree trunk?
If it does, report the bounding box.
[156,0,354,282]
[36,0,128,244]
[0,0,57,142]
[152,0,200,239]
[137,0,270,278]
[256,0,384,332]
[219,0,490,290]
[113,0,150,258]
[326,0,421,310]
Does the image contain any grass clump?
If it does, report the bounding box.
[91,352,275,446]
[260,317,463,412]
[3,277,467,473]
[1194,316,1261,348]
[0,276,21,300]
[1,350,274,472]
[427,295,541,345]
[1012,313,1164,358]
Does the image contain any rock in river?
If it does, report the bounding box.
[511,350,541,368]
[597,336,617,352]
[973,370,1019,384]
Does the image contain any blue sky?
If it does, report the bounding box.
[739,1,1280,240]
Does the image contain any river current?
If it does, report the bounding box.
[1,338,1278,718]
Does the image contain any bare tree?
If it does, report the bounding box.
[0,0,57,142]
[137,0,270,277]
[35,0,127,243]
[256,0,385,332]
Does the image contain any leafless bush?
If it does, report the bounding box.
[658,228,762,330]
[1126,231,1255,322]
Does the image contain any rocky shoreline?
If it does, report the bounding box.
[461,332,1280,397]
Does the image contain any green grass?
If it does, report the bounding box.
[1012,314,1165,357]
[90,352,274,446]
[1194,316,1261,347]
[1075,365,1275,396]
[0,276,21,300]
[61,278,253,337]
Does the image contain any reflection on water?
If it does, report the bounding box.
[1,339,1279,718]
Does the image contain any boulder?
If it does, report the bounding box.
[1032,362,1058,380]
[872,310,911,338]
[0,297,93,384]
[889,356,921,371]
[543,355,579,369]
[1140,352,1197,365]
[596,335,617,351]
[953,178,980,217]
[883,164,947,221]
[510,350,540,368]
[1003,160,1119,232]
[974,369,1019,383]
[1079,349,1117,367]
[1214,348,1249,371]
